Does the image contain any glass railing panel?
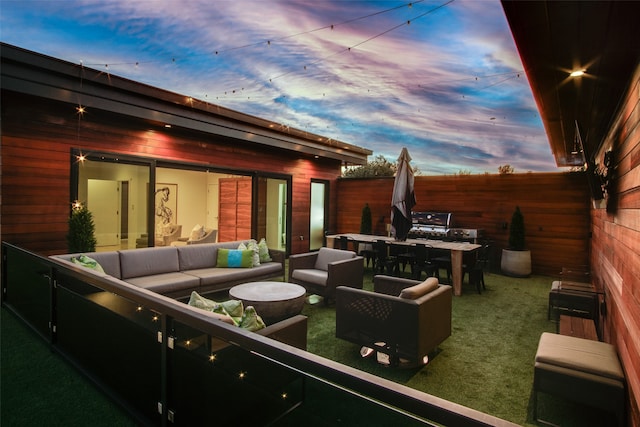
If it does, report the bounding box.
[2,244,52,339]
[54,271,163,424]
[166,319,304,426]
[275,376,435,426]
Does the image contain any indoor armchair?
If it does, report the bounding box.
[288,247,364,304]
[155,224,182,246]
[335,275,452,367]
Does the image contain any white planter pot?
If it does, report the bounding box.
[501,249,532,277]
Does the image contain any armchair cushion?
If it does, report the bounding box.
[314,247,356,271]
[290,269,328,286]
[399,277,439,299]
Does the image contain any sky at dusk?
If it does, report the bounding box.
[1,0,560,175]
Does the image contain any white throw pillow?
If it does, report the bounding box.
[190,224,205,240]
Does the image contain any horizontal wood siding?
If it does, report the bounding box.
[0,91,341,255]
[337,173,591,277]
[590,63,640,426]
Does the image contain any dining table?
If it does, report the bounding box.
[327,233,481,296]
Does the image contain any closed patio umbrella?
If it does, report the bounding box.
[391,147,416,241]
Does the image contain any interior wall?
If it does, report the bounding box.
[590,63,640,426]
[78,160,149,247]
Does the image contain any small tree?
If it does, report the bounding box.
[498,164,515,174]
[360,203,372,234]
[67,203,97,252]
[508,206,526,251]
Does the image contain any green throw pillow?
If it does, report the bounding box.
[246,239,260,266]
[216,248,253,268]
[187,291,265,331]
[239,305,266,332]
[71,255,105,273]
[258,238,272,263]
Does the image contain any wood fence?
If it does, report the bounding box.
[336,172,591,276]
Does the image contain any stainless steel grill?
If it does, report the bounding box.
[449,228,485,243]
[409,212,452,239]
[409,212,484,242]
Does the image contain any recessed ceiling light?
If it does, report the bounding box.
[164,124,172,128]
[569,69,585,77]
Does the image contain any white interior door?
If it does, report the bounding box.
[88,179,120,247]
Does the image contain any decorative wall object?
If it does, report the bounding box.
[155,183,177,226]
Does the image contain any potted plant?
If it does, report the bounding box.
[501,206,532,277]
[67,202,97,253]
[360,203,372,234]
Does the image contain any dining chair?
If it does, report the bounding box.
[411,243,438,280]
[374,239,397,275]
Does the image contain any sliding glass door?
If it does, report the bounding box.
[309,180,329,251]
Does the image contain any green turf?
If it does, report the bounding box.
[303,268,616,426]
[0,308,136,426]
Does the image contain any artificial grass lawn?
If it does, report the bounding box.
[303,269,616,426]
[1,308,136,426]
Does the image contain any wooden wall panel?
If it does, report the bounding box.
[0,91,341,254]
[590,64,640,426]
[337,173,591,276]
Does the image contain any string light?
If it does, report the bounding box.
[71,0,527,135]
[78,0,445,104]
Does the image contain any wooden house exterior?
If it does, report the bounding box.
[1,43,371,256]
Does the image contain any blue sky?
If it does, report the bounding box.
[1,0,559,175]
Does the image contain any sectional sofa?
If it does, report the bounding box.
[51,240,285,300]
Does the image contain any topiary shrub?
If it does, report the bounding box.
[508,206,526,251]
[360,203,372,234]
[67,204,97,253]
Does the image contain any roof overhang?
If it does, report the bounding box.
[501,1,640,166]
[1,43,372,165]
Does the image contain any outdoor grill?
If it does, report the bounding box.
[449,228,485,243]
[409,212,484,243]
[409,212,452,239]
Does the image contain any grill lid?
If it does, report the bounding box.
[411,212,452,229]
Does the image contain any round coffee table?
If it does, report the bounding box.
[228,281,306,324]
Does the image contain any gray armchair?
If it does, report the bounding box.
[155,224,182,246]
[288,247,364,305]
[172,228,217,246]
[336,275,452,367]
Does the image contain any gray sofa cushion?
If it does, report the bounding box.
[177,244,219,270]
[314,247,355,271]
[126,272,200,295]
[119,246,179,279]
[186,262,282,286]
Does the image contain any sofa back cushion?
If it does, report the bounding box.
[119,246,179,279]
[314,247,355,271]
[177,244,219,270]
[399,277,439,299]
